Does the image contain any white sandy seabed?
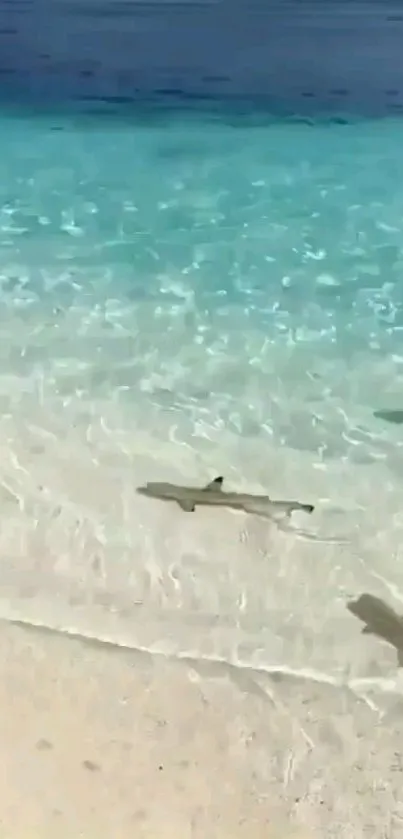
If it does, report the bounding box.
[1,298,403,836]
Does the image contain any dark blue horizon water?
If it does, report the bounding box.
[1,0,403,118]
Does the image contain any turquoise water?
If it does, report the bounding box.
[2,111,403,448]
[2,107,403,681]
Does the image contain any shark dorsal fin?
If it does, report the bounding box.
[204,476,224,491]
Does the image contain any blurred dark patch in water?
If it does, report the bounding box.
[373,409,403,425]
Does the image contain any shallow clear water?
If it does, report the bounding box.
[2,107,403,690]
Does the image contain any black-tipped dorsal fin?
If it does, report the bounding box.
[204,476,224,491]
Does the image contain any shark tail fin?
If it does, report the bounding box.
[279,501,314,517]
[204,476,224,491]
[297,503,314,514]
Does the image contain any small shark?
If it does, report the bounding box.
[136,475,314,520]
[347,592,403,667]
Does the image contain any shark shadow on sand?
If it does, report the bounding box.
[347,592,403,667]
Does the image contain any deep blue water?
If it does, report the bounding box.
[1,1,403,116]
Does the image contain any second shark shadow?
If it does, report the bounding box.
[348,592,403,667]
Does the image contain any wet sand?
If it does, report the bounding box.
[0,618,401,838]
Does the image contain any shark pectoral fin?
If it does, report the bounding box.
[177,500,196,512]
[204,476,224,491]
